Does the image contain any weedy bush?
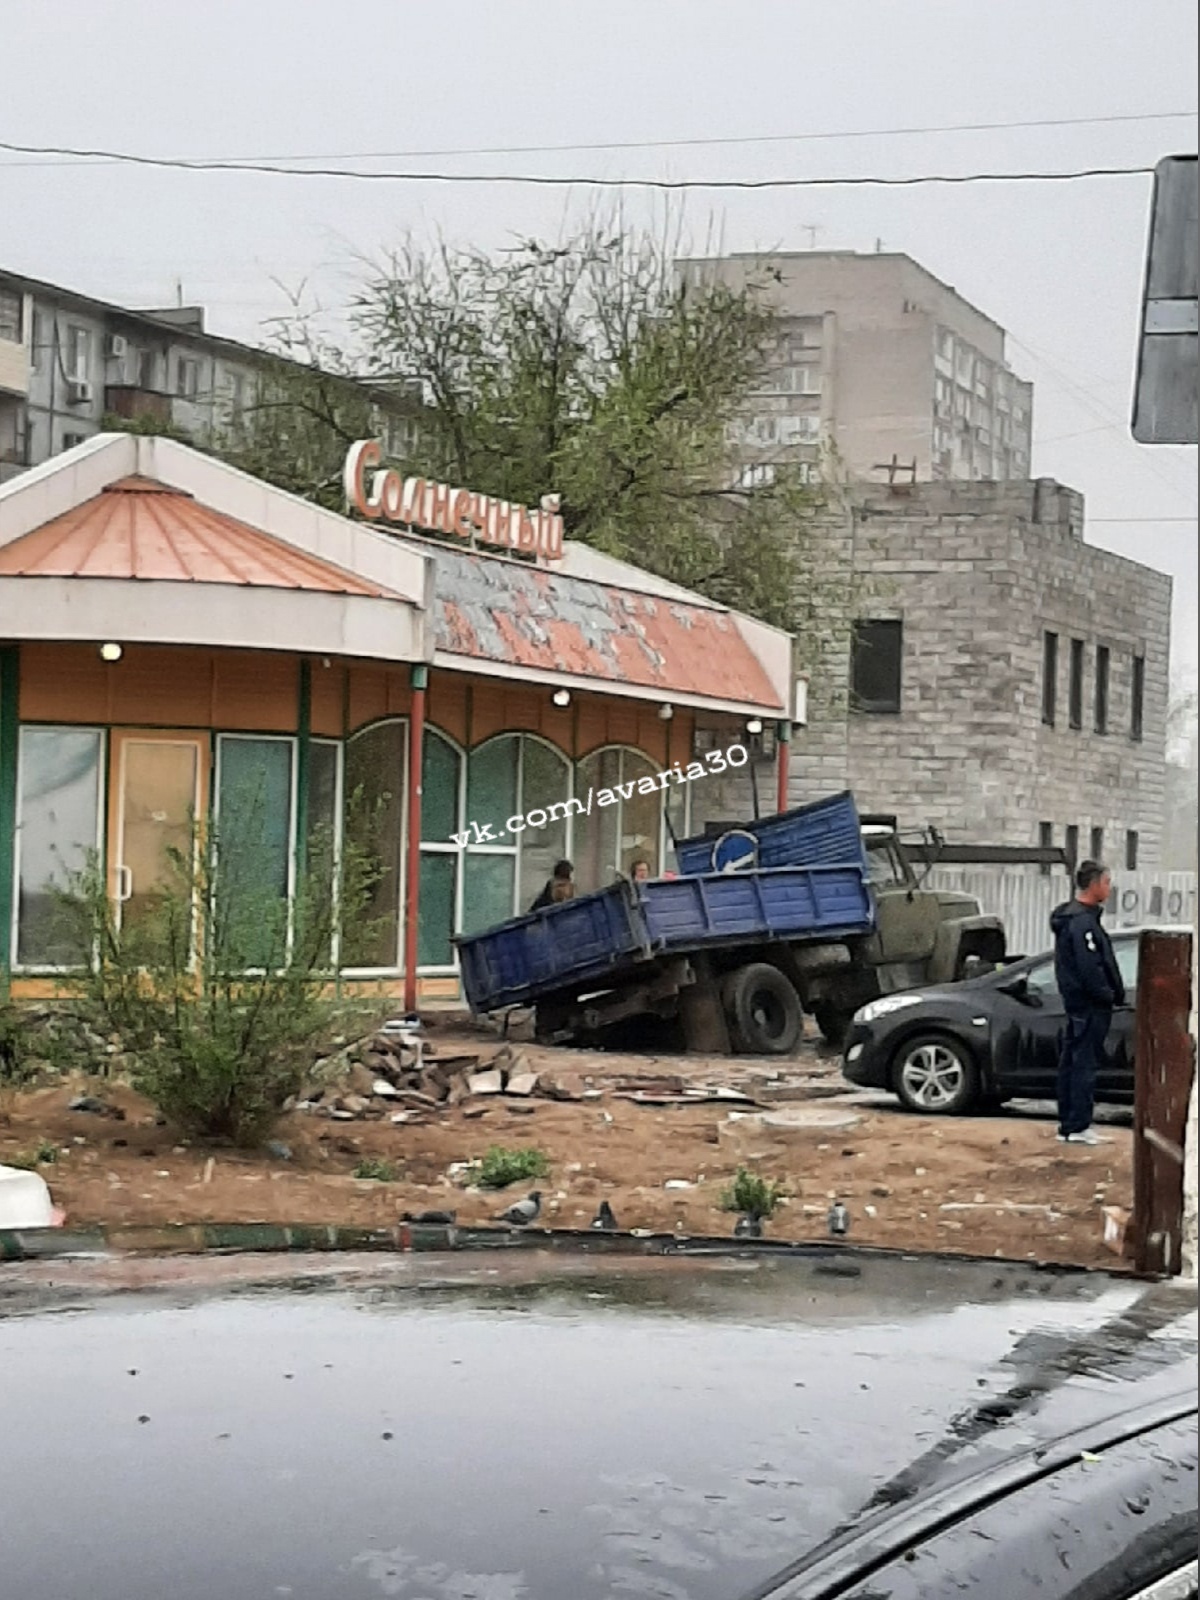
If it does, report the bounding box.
[719,1166,785,1220]
[50,797,387,1148]
[470,1146,550,1190]
[352,1156,398,1182]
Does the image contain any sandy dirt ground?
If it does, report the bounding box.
[0,1027,1132,1271]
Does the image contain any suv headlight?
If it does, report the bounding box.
[857,994,925,1024]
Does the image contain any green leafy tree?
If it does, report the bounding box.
[221,222,863,653]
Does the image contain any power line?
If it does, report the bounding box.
[1,109,1194,169]
[0,139,1159,189]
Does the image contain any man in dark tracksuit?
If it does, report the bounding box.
[1050,860,1126,1146]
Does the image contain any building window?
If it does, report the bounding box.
[1038,820,1054,877]
[13,727,104,968]
[459,733,576,932]
[1094,646,1110,734]
[574,746,668,888]
[344,720,407,971]
[1041,632,1059,726]
[61,432,89,452]
[1130,655,1145,741]
[1064,824,1079,873]
[30,311,47,372]
[215,735,296,969]
[1090,826,1105,863]
[1125,830,1139,871]
[65,325,90,381]
[0,288,23,344]
[1068,639,1084,730]
[850,620,903,715]
[176,356,200,399]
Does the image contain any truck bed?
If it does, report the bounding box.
[455,864,873,1014]
[673,790,867,876]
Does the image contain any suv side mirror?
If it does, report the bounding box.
[999,974,1035,1004]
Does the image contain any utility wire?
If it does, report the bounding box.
[1,109,1194,168]
[0,139,1160,189]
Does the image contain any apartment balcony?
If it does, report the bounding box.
[103,385,173,425]
[0,336,30,398]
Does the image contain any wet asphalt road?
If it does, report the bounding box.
[0,1249,1194,1600]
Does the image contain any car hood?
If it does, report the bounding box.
[0,1250,1193,1600]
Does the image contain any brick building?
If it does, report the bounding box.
[778,478,1172,866]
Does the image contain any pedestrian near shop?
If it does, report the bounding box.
[530,859,575,911]
[1050,860,1125,1146]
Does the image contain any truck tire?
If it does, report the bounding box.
[722,964,804,1056]
[813,1005,853,1049]
[891,1031,980,1115]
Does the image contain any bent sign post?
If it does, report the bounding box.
[344,440,565,562]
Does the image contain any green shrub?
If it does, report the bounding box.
[469,1146,550,1190]
[7,1138,60,1170]
[50,803,385,1148]
[352,1156,398,1182]
[719,1166,785,1219]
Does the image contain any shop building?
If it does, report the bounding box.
[0,434,793,1005]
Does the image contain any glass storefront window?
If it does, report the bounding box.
[574,747,669,889]
[14,727,103,968]
[216,736,294,966]
[418,729,463,968]
[344,720,405,970]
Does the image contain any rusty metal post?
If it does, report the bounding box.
[1131,928,1196,1275]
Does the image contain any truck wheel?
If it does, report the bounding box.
[892,1032,980,1115]
[722,964,804,1056]
[813,1005,852,1049]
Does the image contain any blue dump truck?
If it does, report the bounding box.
[457,792,875,1054]
[456,790,1010,1053]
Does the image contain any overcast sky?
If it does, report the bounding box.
[2,0,1196,685]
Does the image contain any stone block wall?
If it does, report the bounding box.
[781,479,1171,859]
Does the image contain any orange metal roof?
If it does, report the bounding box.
[0,477,390,597]
[433,545,784,710]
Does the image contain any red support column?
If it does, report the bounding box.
[403,664,428,1014]
[775,719,792,816]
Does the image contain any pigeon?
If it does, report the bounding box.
[401,1209,457,1225]
[590,1201,618,1231]
[827,1201,850,1237]
[734,1214,763,1239]
[495,1190,542,1226]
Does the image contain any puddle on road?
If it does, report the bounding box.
[0,1252,1182,1600]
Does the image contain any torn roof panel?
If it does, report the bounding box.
[430,544,785,710]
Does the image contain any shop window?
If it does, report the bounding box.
[216,735,295,969]
[14,727,103,968]
[344,720,406,970]
[850,620,903,714]
[574,747,664,890]
[461,733,572,927]
[418,729,463,968]
[305,739,342,964]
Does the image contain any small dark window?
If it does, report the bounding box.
[1042,632,1059,726]
[1039,820,1054,877]
[1090,826,1104,862]
[1131,656,1145,741]
[1125,830,1139,871]
[1065,824,1079,873]
[1068,639,1085,730]
[850,620,903,714]
[1094,646,1110,734]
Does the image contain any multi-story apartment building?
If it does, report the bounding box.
[781,478,1171,866]
[676,250,1034,484]
[0,270,417,483]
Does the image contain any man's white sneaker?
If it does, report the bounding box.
[1064,1130,1107,1146]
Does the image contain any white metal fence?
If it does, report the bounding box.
[924,867,1198,961]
